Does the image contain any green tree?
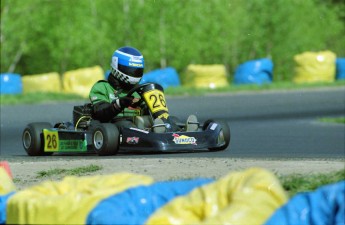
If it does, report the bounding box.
[1,0,344,82]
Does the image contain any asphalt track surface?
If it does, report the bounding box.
[1,87,344,159]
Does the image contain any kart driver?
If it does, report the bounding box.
[89,46,198,132]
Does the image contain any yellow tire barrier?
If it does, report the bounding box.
[22,72,62,93]
[1,167,288,225]
[293,51,336,83]
[6,173,153,225]
[183,64,229,89]
[147,167,287,225]
[63,66,104,98]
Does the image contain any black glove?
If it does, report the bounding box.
[113,96,133,110]
[130,98,143,108]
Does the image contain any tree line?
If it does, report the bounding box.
[1,0,344,81]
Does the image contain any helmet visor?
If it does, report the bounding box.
[118,64,143,78]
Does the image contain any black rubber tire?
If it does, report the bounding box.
[204,120,231,151]
[22,122,53,156]
[92,123,120,156]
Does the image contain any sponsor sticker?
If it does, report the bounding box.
[59,140,87,152]
[111,56,118,69]
[210,123,218,130]
[129,62,143,67]
[172,133,197,145]
[131,56,143,63]
[126,137,139,144]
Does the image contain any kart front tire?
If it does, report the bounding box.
[92,123,119,156]
[204,120,231,151]
[22,122,54,156]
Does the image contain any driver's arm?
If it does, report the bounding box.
[92,97,133,122]
[92,101,118,122]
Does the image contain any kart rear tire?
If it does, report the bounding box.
[204,120,231,151]
[22,122,54,156]
[92,123,119,156]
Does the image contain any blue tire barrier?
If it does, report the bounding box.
[265,181,345,225]
[87,178,212,225]
[0,192,15,224]
[3,168,286,224]
[140,67,181,89]
[0,73,23,94]
[336,58,345,80]
[234,58,273,85]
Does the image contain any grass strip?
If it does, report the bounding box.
[1,81,344,105]
[279,168,345,197]
[318,117,345,124]
[1,92,84,105]
[36,164,102,178]
[165,80,345,96]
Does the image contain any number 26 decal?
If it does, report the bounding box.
[143,90,168,113]
[150,93,166,108]
[43,129,59,151]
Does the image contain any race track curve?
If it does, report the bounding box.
[1,87,344,159]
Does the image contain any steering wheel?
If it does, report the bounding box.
[126,82,163,97]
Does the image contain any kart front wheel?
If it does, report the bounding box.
[204,120,231,151]
[22,122,54,156]
[92,123,119,156]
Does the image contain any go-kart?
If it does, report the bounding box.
[22,83,231,156]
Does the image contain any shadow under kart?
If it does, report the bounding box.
[22,83,231,156]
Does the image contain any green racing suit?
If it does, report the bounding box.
[89,80,147,123]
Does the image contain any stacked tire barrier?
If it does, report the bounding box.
[266,181,345,225]
[293,51,337,83]
[1,54,343,97]
[140,67,181,89]
[1,163,344,225]
[22,72,62,93]
[0,162,16,224]
[183,64,228,89]
[1,166,286,225]
[0,73,23,95]
[336,58,345,80]
[0,66,104,97]
[63,66,104,98]
[146,168,287,225]
[234,58,273,85]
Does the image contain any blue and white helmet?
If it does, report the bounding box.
[110,46,144,90]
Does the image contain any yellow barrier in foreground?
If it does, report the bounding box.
[1,167,287,225]
[7,173,153,224]
[147,168,288,224]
